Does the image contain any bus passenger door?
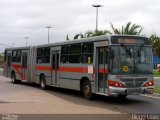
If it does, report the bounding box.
[22,52,28,80]
[96,47,108,93]
[51,51,59,85]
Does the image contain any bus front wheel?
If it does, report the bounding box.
[83,80,93,100]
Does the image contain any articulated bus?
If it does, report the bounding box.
[4,35,154,99]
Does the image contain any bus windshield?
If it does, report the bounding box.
[110,45,152,74]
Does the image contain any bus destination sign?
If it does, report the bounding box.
[111,36,151,45]
[117,38,144,44]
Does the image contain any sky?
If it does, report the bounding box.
[0,0,160,52]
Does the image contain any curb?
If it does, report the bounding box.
[141,92,160,100]
[153,93,160,96]
[141,94,160,100]
[154,77,160,79]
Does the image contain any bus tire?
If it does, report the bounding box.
[118,95,127,99]
[83,80,93,100]
[11,72,18,84]
[40,75,47,90]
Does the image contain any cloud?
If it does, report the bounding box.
[0,0,160,52]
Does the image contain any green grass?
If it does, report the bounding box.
[153,71,160,77]
[154,86,160,94]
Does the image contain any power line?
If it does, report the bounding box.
[0,44,13,47]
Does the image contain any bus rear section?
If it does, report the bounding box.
[4,46,36,83]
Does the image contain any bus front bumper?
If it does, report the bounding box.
[109,86,154,96]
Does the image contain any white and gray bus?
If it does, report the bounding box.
[4,35,154,99]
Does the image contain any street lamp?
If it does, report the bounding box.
[46,26,52,43]
[24,37,29,46]
[92,4,103,33]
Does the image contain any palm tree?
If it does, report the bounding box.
[74,33,84,39]
[0,53,4,62]
[66,34,69,40]
[110,22,143,35]
[150,34,160,55]
[68,30,111,40]
[85,30,112,37]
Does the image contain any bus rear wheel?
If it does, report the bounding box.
[11,72,18,84]
[118,95,127,99]
[83,80,93,100]
[40,75,47,90]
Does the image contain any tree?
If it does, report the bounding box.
[0,53,4,62]
[85,30,112,37]
[74,33,84,39]
[110,22,143,35]
[66,34,70,40]
[67,30,111,40]
[150,34,160,55]
[66,22,143,40]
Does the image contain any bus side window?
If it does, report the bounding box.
[61,45,69,63]
[17,50,21,63]
[69,44,81,63]
[82,43,93,64]
[37,57,42,63]
[36,47,50,64]
[12,50,17,62]
[61,56,67,63]
[7,55,11,66]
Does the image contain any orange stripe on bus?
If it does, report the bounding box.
[98,68,109,73]
[36,66,87,73]
[12,64,28,80]
[59,67,87,73]
[12,64,28,69]
[35,66,109,74]
[12,64,23,79]
[35,66,52,71]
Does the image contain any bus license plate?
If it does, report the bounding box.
[128,88,142,94]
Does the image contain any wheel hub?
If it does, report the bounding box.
[41,80,44,88]
[85,85,90,95]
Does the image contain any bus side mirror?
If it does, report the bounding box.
[110,50,114,59]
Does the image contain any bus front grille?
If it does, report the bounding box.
[135,78,147,82]
[125,82,144,88]
[120,78,147,88]
[120,78,134,82]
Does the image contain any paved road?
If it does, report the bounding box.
[0,75,160,119]
[0,76,121,114]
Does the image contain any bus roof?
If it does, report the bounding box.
[5,34,149,50]
[5,46,31,51]
[37,35,111,48]
[37,34,149,48]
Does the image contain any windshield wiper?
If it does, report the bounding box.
[121,44,131,58]
[137,44,145,61]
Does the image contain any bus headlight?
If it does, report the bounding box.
[143,81,154,87]
[108,80,126,88]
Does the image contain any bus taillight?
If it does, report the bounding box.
[143,81,154,87]
[108,80,126,88]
